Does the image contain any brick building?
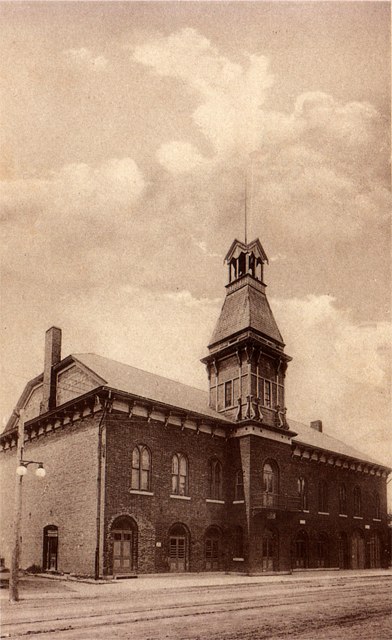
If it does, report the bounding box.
[0,238,390,577]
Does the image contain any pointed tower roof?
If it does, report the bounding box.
[208,238,285,349]
[209,282,284,346]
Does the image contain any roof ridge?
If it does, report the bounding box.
[73,352,208,394]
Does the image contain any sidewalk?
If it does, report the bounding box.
[2,568,391,602]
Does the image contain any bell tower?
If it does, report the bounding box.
[201,238,291,431]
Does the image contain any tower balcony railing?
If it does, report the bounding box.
[252,491,301,513]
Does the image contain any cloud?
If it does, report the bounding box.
[63,47,108,71]
[133,29,390,243]
[0,157,146,288]
[156,141,210,174]
[133,28,274,156]
[272,294,391,464]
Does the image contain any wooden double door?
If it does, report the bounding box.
[111,516,137,575]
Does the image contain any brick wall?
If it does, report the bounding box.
[103,413,230,575]
[0,416,99,575]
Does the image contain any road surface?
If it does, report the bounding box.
[1,571,391,639]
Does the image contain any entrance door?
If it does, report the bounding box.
[169,524,189,572]
[111,516,137,575]
[338,532,349,569]
[351,530,365,569]
[262,529,277,571]
[205,527,222,570]
[294,531,308,569]
[43,525,58,571]
[369,532,381,568]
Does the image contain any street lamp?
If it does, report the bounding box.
[16,461,46,478]
[9,410,46,603]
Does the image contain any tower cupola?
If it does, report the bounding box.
[202,238,292,432]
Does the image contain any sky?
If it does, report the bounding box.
[0,1,391,469]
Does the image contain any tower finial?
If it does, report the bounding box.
[244,171,248,245]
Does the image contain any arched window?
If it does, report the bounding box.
[353,486,362,517]
[318,480,328,513]
[373,492,381,520]
[234,470,244,501]
[209,459,223,500]
[297,477,308,511]
[171,453,188,496]
[339,484,347,514]
[262,460,279,507]
[131,445,151,491]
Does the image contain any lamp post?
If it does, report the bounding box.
[9,410,46,603]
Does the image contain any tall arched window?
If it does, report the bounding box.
[297,477,308,511]
[354,486,362,517]
[131,445,151,491]
[262,460,278,507]
[234,470,244,501]
[373,492,381,520]
[339,484,347,514]
[318,480,328,513]
[171,453,188,496]
[209,458,223,500]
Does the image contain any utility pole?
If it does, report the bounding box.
[9,409,25,603]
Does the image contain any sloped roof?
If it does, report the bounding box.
[3,352,388,468]
[209,282,284,346]
[225,238,268,264]
[73,353,231,422]
[288,419,388,468]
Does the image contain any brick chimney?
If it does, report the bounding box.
[310,420,323,433]
[40,327,62,414]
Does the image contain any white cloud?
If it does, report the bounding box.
[156,141,210,174]
[63,47,108,71]
[133,28,273,156]
[272,294,391,463]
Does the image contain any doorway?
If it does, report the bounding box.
[169,523,189,572]
[205,526,222,570]
[43,525,58,571]
[261,528,278,571]
[111,516,137,575]
[351,530,365,569]
[294,530,309,569]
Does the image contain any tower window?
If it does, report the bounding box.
[224,380,233,408]
[264,380,271,408]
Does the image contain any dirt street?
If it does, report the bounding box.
[1,571,391,639]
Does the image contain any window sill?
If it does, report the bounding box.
[372,518,381,522]
[302,510,310,513]
[339,513,348,518]
[130,490,154,496]
[233,500,245,504]
[353,516,363,520]
[233,558,244,562]
[206,499,225,504]
[318,512,329,516]
[170,494,191,501]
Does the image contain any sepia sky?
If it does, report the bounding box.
[0,1,391,467]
